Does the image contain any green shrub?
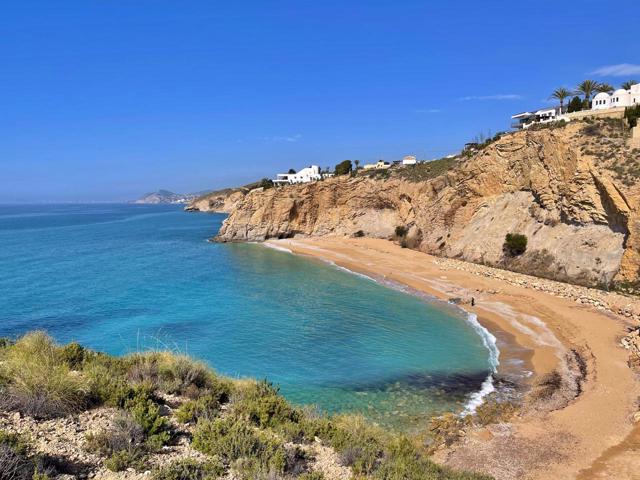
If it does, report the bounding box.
[105,449,146,472]
[84,360,128,407]
[193,417,261,460]
[373,436,490,480]
[567,96,583,113]
[625,104,640,128]
[85,411,144,456]
[175,394,222,424]
[503,233,527,256]
[299,473,325,480]
[326,415,386,475]
[258,178,274,190]
[232,380,298,428]
[396,156,456,182]
[0,332,90,418]
[59,342,86,370]
[152,459,225,480]
[158,355,216,397]
[125,394,170,449]
[192,417,287,474]
[334,160,353,176]
[353,230,365,238]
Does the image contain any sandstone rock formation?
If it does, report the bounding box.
[184,188,246,213]
[215,119,640,288]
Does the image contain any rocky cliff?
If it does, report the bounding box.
[184,188,246,213]
[215,119,640,288]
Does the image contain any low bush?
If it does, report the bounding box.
[232,380,298,428]
[59,342,86,370]
[334,160,353,176]
[0,332,90,418]
[176,394,223,424]
[192,416,287,475]
[125,393,171,450]
[85,411,145,456]
[152,459,225,480]
[104,449,146,472]
[193,416,262,460]
[298,473,325,480]
[503,233,527,257]
[353,230,365,238]
[326,415,386,475]
[625,104,640,128]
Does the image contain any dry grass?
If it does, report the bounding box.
[0,331,90,419]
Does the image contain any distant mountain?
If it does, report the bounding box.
[132,190,198,204]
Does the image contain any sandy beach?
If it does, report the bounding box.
[267,237,640,480]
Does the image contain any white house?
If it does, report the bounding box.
[511,107,562,129]
[592,84,640,110]
[363,160,391,170]
[402,155,417,166]
[273,165,324,185]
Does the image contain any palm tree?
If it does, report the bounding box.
[575,79,600,108]
[595,83,614,94]
[354,159,360,171]
[621,80,638,90]
[549,87,572,113]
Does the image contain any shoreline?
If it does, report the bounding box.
[262,240,534,414]
[267,237,640,480]
[316,252,530,414]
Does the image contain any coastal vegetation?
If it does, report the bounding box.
[334,160,353,176]
[0,332,493,480]
[503,234,528,257]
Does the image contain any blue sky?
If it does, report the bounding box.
[1,1,638,202]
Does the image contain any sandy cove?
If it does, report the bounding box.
[266,237,640,480]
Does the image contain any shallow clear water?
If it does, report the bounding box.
[0,204,492,430]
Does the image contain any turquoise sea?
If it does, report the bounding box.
[0,204,496,430]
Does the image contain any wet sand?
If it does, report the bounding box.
[267,237,640,480]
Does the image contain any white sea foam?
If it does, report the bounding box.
[261,242,293,254]
[322,260,378,282]
[461,312,500,414]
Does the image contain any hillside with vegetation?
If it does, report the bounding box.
[0,332,493,480]
[214,118,640,290]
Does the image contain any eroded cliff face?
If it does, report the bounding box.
[215,120,640,287]
[185,189,246,213]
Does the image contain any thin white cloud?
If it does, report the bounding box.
[459,94,523,101]
[261,134,302,143]
[415,108,441,113]
[591,63,640,77]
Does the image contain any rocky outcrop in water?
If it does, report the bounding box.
[215,119,640,288]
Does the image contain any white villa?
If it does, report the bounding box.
[402,155,417,165]
[593,83,640,110]
[274,165,330,185]
[512,83,639,130]
[511,107,562,130]
[363,160,391,170]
